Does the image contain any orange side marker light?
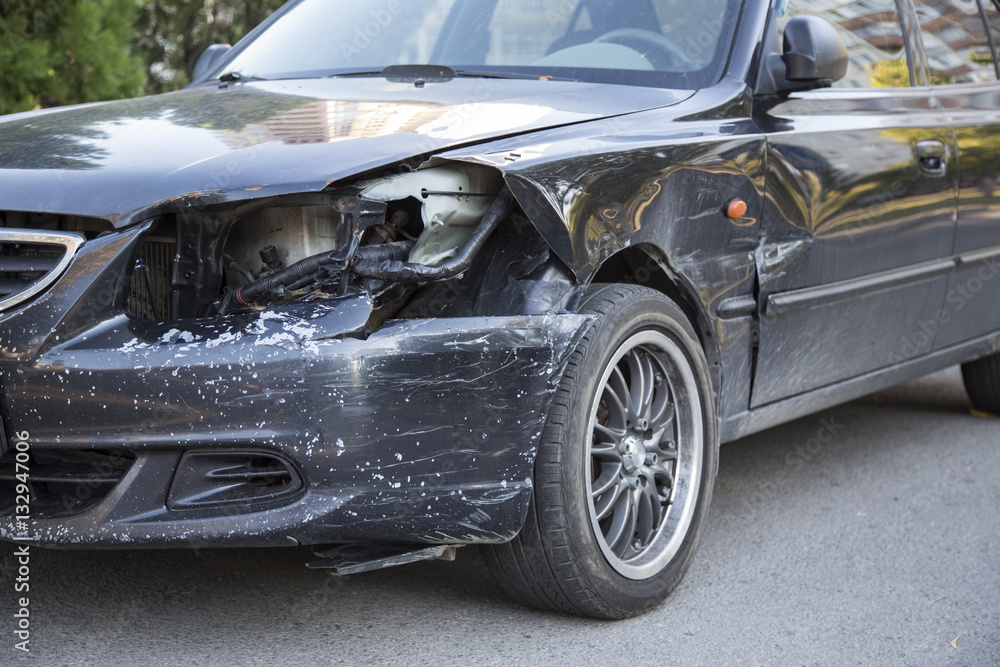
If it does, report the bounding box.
[726,198,747,219]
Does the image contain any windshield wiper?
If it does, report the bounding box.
[329,70,385,78]
[328,65,574,83]
[454,69,576,82]
[331,65,457,83]
[219,71,267,83]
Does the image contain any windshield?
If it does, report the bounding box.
[213,0,744,89]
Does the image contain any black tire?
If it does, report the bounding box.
[962,353,1000,413]
[483,284,718,619]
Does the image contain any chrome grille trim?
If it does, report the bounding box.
[0,229,85,312]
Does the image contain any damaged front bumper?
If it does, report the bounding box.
[0,224,590,549]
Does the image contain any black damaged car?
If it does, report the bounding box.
[3,0,1000,618]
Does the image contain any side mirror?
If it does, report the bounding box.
[782,16,848,83]
[192,44,233,82]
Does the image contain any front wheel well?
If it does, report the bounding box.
[589,245,720,395]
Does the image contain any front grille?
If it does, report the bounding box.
[0,229,85,312]
[129,236,176,319]
[0,449,135,517]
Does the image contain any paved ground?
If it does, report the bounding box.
[1,367,998,666]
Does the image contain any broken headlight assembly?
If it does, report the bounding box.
[129,163,512,325]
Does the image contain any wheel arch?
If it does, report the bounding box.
[589,244,723,401]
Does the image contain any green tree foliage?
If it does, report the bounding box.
[0,1,285,115]
[136,0,285,94]
[0,5,52,113]
[0,0,147,114]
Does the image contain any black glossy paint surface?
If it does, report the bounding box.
[933,83,1000,349]
[442,79,767,431]
[0,228,590,545]
[752,87,957,405]
[0,78,688,225]
[2,0,1000,550]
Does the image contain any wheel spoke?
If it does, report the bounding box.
[635,482,655,547]
[591,438,621,460]
[602,380,629,430]
[607,366,633,423]
[641,352,659,418]
[594,422,625,444]
[649,383,674,428]
[616,487,641,555]
[594,477,628,521]
[626,351,649,420]
[591,461,623,498]
[603,482,634,552]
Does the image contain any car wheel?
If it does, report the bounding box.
[962,353,1000,413]
[483,284,717,618]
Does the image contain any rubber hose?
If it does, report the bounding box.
[235,241,414,305]
[350,187,516,283]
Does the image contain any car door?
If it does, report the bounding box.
[909,0,1000,350]
[750,0,958,407]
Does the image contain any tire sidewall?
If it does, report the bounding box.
[538,287,718,615]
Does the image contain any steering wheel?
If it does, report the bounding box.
[593,28,692,71]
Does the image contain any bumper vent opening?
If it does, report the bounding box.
[0,229,85,312]
[0,449,135,517]
[167,450,303,509]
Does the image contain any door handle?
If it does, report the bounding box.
[915,140,947,175]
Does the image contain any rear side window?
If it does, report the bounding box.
[912,0,999,84]
[782,0,911,87]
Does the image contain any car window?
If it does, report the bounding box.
[653,0,741,71]
[912,0,999,84]
[781,0,911,87]
[478,0,736,71]
[215,0,743,89]
[980,0,1000,69]
[481,0,586,66]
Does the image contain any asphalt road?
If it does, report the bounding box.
[2,366,998,666]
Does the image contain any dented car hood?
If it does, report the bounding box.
[0,77,691,226]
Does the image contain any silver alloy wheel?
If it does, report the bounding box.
[586,329,703,579]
